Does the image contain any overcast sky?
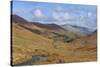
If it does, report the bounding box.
[12,1,97,30]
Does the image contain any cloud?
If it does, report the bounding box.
[63,12,71,20]
[33,9,44,18]
[52,12,61,21]
[87,12,93,17]
[52,9,97,31]
[32,7,97,31]
[54,6,70,19]
[52,11,71,21]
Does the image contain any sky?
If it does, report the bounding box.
[12,1,97,31]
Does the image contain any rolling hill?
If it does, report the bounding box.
[61,24,95,35]
[12,15,29,24]
[12,22,53,65]
[12,15,67,37]
[11,14,97,65]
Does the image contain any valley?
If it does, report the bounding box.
[12,15,97,66]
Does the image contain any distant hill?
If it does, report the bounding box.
[61,24,95,35]
[12,15,29,24]
[12,15,66,37]
[12,15,90,40]
[32,22,65,31]
[12,15,65,31]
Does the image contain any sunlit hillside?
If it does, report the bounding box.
[12,22,97,65]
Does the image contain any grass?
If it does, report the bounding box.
[12,23,97,65]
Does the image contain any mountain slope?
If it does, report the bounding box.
[12,23,54,65]
[12,23,97,65]
[32,22,66,32]
[12,15,66,36]
[12,15,97,65]
[72,32,97,50]
[61,24,93,35]
[12,15,29,24]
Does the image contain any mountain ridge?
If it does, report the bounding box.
[61,24,96,35]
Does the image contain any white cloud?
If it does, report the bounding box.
[52,10,97,31]
[33,9,44,18]
[52,11,71,21]
[52,12,60,20]
[52,11,72,25]
[87,12,92,17]
[32,8,97,31]
[63,12,71,20]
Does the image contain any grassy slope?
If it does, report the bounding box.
[12,23,97,65]
[12,23,53,65]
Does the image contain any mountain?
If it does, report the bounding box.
[12,14,97,65]
[32,23,65,31]
[12,15,65,31]
[12,22,53,65]
[12,15,88,41]
[12,22,97,65]
[92,30,97,34]
[12,15,66,37]
[12,15,29,24]
[61,24,94,35]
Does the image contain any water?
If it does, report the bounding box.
[32,56,48,61]
[13,55,48,66]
